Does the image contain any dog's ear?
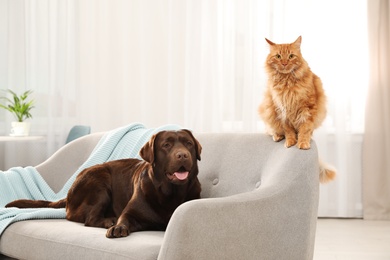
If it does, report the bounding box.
[183,130,202,161]
[140,133,158,164]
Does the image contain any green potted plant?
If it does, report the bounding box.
[0,89,35,136]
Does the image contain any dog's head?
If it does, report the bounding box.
[140,130,202,185]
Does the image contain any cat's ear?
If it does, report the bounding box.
[265,38,275,46]
[293,36,302,49]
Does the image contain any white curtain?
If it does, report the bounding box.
[0,0,368,217]
[363,0,390,220]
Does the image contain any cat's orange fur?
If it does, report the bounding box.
[258,36,335,183]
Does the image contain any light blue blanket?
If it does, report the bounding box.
[0,123,181,236]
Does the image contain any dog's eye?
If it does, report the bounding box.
[162,143,171,149]
[186,141,193,147]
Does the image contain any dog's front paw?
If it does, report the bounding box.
[106,224,129,238]
[103,217,118,228]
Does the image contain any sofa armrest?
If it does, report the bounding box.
[158,143,319,260]
[36,132,104,193]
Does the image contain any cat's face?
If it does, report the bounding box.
[265,36,303,74]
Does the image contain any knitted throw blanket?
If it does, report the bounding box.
[0,123,181,236]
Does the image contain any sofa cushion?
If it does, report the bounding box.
[0,219,164,260]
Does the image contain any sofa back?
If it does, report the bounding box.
[37,131,318,199]
[195,133,319,199]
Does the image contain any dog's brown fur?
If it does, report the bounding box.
[6,130,202,238]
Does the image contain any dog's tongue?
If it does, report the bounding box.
[174,171,189,180]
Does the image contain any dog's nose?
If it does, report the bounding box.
[176,151,189,160]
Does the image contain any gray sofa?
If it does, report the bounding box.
[0,132,319,260]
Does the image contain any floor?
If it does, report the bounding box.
[314,218,390,260]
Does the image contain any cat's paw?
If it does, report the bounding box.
[272,134,285,142]
[297,141,311,150]
[284,138,297,148]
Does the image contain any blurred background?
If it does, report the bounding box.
[0,0,378,219]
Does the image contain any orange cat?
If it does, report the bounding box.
[258,36,335,183]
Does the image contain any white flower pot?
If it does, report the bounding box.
[10,121,31,137]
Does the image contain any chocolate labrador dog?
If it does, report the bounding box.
[6,130,202,238]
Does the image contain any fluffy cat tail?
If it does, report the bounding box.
[319,159,336,183]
